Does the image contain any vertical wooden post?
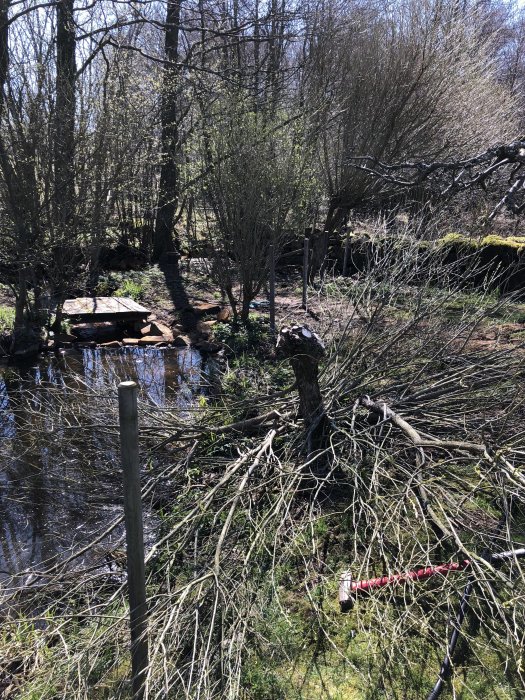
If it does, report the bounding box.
[269,244,276,334]
[119,381,149,700]
[302,237,309,310]
[343,231,350,277]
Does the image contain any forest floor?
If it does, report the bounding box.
[2,255,525,356]
[134,261,525,354]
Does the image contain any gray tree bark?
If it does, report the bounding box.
[153,0,183,261]
[277,325,330,463]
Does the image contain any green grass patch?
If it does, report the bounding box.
[0,305,15,332]
[95,266,167,304]
[114,278,145,301]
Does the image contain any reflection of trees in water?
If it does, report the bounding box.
[0,378,15,440]
[0,347,205,579]
[81,347,202,406]
[0,374,53,576]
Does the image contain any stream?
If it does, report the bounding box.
[0,346,211,585]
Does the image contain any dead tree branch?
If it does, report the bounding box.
[347,140,525,219]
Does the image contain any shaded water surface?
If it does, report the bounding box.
[0,347,207,582]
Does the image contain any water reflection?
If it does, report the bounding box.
[0,346,207,581]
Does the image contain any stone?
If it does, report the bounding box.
[149,321,174,342]
[217,307,230,322]
[195,340,222,353]
[54,332,77,343]
[196,320,213,338]
[194,302,222,316]
[122,338,140,345]
[138,335,165,345]
[173,335,190,347]
[101,340,121,348]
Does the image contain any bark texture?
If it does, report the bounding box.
[154,0,182,261]
[277,325,330,459]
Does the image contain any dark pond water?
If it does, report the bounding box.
[0,346,210,585]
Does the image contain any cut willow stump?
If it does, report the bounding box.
[277,325,330,463]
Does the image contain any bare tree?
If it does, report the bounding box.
[201,98,313,322]
[306,0,518,236]
[346,139,525,222]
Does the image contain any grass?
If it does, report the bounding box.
[0,304,15,332]
[94,266,168,305]
[213,315,272,355]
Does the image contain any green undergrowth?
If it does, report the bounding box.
[242,606,521,699]
[0,305,15,332]
[5,602,133,699]
[234,502,522,699]
[10,494,522,700]
[94,266,167,304]
[211,318,294,426]
[324,273,524,326]
[213,315,271,354]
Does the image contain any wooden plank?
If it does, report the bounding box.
[63,297,150,320]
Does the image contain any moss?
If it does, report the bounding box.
[439,233,477,248]
[481,235,525,250]
[438,232,525,252]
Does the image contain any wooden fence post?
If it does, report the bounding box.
[343,231,350,277]
[269,244,276,334]
[119,381,149,700]
[302,237,309,310]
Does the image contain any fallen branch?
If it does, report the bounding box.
[346,141,525,219]
[359,395,486,454]
[152,409,285,450]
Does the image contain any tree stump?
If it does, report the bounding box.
[277,325,330,461]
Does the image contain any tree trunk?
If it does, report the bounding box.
[153,0,183,261]
[277,325,330,464]
[52,0,76,322]
[10,269,40,358]
[241,293,251,324]
[55,0,76,231]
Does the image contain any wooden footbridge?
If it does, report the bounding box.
[62,297,150,324]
